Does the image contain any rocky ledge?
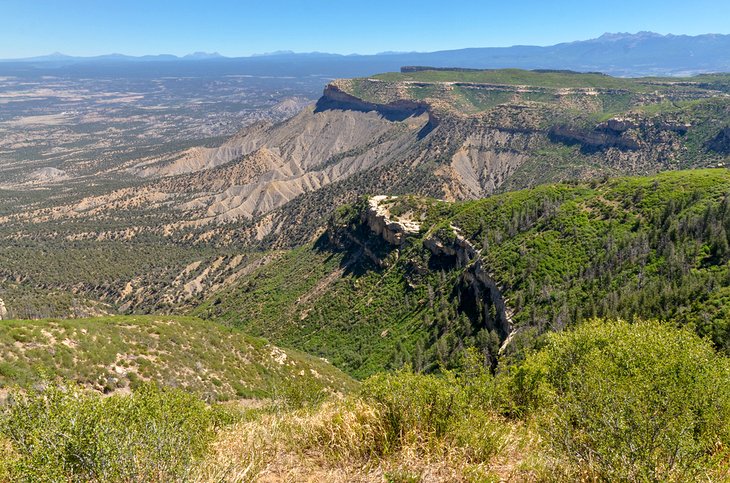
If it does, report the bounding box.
[422,225,514,341]
[365,196,421,246]
[423,225,478,268]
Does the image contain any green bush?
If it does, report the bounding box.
[508,319,730,481]
[362,369,457,450]
[361,350,506,459]
[275,375,329,410]
[0,382,220,482]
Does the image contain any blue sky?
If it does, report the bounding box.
[2,0,730,58]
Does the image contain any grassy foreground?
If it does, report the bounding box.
[2,319,730,482]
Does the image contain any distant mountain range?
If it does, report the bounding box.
[2,32,730,77]
[5,51,224,62]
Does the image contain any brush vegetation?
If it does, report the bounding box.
[0,383,221,482]
[0,315,355,401]
[3,319,730,481]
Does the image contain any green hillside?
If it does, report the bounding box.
[0,315,355,400]
[196,169,730,378]
[373,68,730,91]
[339,69,730,118]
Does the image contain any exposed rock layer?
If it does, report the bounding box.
[361,199,513,342]
[365,196,421,246]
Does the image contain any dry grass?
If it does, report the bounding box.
[194,398,537,483]
[0,436,18,479]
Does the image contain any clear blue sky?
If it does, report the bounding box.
[2,0,730,58]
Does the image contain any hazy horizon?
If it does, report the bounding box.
[4,31,730,61]
[3,0,730,59]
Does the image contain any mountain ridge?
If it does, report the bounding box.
[3,32,730,77]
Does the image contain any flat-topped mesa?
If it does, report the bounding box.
[365,196,421,246]
[317,80,438,130]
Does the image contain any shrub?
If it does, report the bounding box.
[197,388,511,482]
[0,382,220,482]
[362,369,458,451]
[361,351,507,460]
[289,398,388,462]
[509,319,730,481]
[274,375,329,410]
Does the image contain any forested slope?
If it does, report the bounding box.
[197,169,730,377]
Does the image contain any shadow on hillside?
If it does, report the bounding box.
[313,227,395,278]
[314,97,428,123]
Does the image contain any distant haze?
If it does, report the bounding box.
[2,32,729,78]
[2,0,730,58]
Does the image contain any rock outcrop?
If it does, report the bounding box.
[0,298,7,320]
[462,260,514,339]
[423,226,477,268]
[364,196,421,246]
[548,124,641,152]
[356,199,514,341]
[317,82,431,122]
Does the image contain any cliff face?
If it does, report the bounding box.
[358,198,514,344]
[421,228,513,340]
[548,117,692,154]
[317,83,430,120]
[548,124,641,152]
[317,82,440,138]
[364,196,421,246]
[461,260,514,341]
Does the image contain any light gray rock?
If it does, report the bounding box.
[365,196,421,246]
